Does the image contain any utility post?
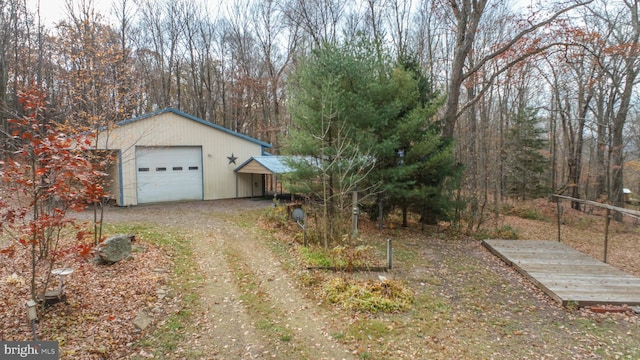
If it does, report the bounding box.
[378,192,384,230]
[352,184,359,238]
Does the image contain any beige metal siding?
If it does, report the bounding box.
[236,160,272,174]
[96,112,264,205]
[236,173,265,197]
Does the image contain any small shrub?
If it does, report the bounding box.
[301,244,380,270]
[331,244,377,271]
[473,229,492,241]
[322,277,414,313]
[573,216,594,230]
[260,203,289,228]
[500,202,515,215]
[301,246,333,267]
[519,207,547,221]
[473,225,518,240]
[495,225,519,240]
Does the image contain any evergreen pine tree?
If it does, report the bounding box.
[371,56,461,226]
[504,109,550,200]
[284,40,461,243]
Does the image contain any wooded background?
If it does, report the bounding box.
[1,0,639,221]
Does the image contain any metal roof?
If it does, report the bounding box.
[234,156,294,174]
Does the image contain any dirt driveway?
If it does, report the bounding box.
[97,199,354,359]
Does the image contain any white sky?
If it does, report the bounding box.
[27,0,112,25]
[28,0,538,27]
[26,0,226,26]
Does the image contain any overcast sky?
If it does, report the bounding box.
[26,0,226,26]
[27,0,110,25]
[27,0,537,27]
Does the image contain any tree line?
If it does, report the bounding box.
[1,0,639,228]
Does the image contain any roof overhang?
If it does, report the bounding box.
[235,156,294,175]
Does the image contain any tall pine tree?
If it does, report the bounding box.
[284,40,459,244]
[284,40,391,245]
[504,109,550,200]
[370,57,460,227]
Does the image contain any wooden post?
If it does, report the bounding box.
[352,185,359,238]
[303,225,307,247]
[387,238,393,270]
[378,193,384,230]
[556,200,562,242]
[250,173,254,198]
[604,208,611,263]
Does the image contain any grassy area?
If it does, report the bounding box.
[114,202,640,359]
[253,204,640,359]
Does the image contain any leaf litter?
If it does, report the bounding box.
[0,229,171,359]
[1,198,639,359]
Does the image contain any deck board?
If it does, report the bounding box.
[482,239,640,307]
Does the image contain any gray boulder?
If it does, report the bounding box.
[133,311,152,330]
[97,234,133,263]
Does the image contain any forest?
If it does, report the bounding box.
[1,0,639,228]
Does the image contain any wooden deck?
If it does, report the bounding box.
[482,239,640,307]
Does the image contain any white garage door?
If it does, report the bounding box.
[135,146,203,204]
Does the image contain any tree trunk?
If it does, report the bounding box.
[569,98,590,210]
[610,72,636,219]
[594,89,608,198]
[609,0,640,221]
[0,52,7,152]
[442,0,487,139]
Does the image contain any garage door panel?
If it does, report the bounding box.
[136,147,203,203]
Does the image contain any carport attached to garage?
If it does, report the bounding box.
[135,146,203,203]
[234,156,294,197]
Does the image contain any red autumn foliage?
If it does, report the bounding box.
[0,231,171,358]
[0,83,108,300]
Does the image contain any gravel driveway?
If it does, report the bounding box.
[91,199,354,359]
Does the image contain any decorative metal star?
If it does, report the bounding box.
[227,153,238,164]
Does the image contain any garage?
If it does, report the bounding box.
[95,108,271,206]
[135,146,203,204]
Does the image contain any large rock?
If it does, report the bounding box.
[133,311,152,330]
[97,234,133,264]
